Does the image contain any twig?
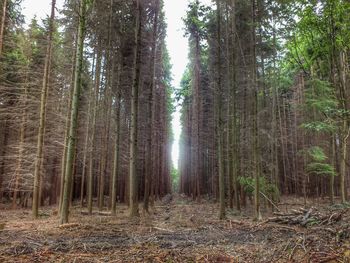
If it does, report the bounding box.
[153,227,174,233]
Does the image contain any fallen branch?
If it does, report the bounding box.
[58,223,80,229]
[267,207,343,227]
[153,227,174,233]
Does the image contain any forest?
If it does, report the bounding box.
[0,0,350,262]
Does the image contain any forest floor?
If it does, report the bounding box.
[0,195,350,262]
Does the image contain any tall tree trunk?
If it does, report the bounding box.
[339,51,349,204]
[216,0,225,220]
[111,82,121,216]
[193,16,201,201]
[32,0,56,219]
[80,63,95,207]
[99,83,112,211]
[129,0,141,217]
[340,121,349,203]
[251,0,261,220]
[233,0,241,211]
[60,0,87,224]
[144,0,159,213]
[87,48,102,214]
[330,135,335,204]
[13,68,29,209]
[0,0,6,56]
[229,0,240,211]
[225,0,233,209]
[59,36,78,211]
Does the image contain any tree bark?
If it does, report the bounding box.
[87,47,102,215]
[12,68,29,209]
[216,0,225,220]
[32,0,56,219]
[0,0,7,56]
[129,0,141,217]
[339,51,349,203]
[144,0,159,213]
[60,0,87,224]
[251,0,261,220]
[111,81,121,216]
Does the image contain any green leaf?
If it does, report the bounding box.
[306,162,337,177]
[308,146,327,162]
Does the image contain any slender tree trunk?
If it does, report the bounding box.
[0,120,8,201]
[277,92,288,194]
[229,0,240,211]
[340,122,349,203]
[339,51,349,204]
[98,92,107,211]
[144,0,159,213]
[232,9,240,212]
[216,0,225,220]
[225,1,233,209]
[251,0,261,220]
[59,72,74,212]
[0,0,7,56]
[330,135,335,204]
[99,84,112,211]
[12,69,29,209]
[129,0,141,217]
[194,20,201,201]
[78,52,96,208]
[60,0,87,224]
[59,36,78,211]
[80,70,94,207]
[87,48,102,214]
[106,0,114,210]
[32,0,56,218]
[271,24,280,197]
[111,86,121,216]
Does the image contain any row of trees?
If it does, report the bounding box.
[0,0,173,223]
[178,0,350,219]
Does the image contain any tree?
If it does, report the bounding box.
[32,0,56,219]
[144,0,160,213]
[216,0,225,220]
[60,0,89,225]
[0,0,7,55]
[129,0,141,218]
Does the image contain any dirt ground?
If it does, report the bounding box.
[0,195,350,262]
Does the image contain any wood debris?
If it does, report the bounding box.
[267,207,345,226]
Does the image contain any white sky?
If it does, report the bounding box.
[163,0,189,169]
[165,0,212,169]
[21,0,212,169]
[22,0,64,23]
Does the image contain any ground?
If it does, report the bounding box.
[0,195,350,262]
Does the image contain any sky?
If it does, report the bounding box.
[163,0,212,168]
[163,0,191,169]
[21,0,212,169]
[22,0,64,22]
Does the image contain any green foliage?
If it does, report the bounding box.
[308,146,327,162]
[301,121,336,133]
[238,176,280,201]
[170,166,179,192]
[301,78,337,134]
[175,67,192,103]
[6,0,24,28]
[305,79,337,113]
[306,163,337,177]
[305,146,337,177]
[183,1,211,40]
[238,177,254,194]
